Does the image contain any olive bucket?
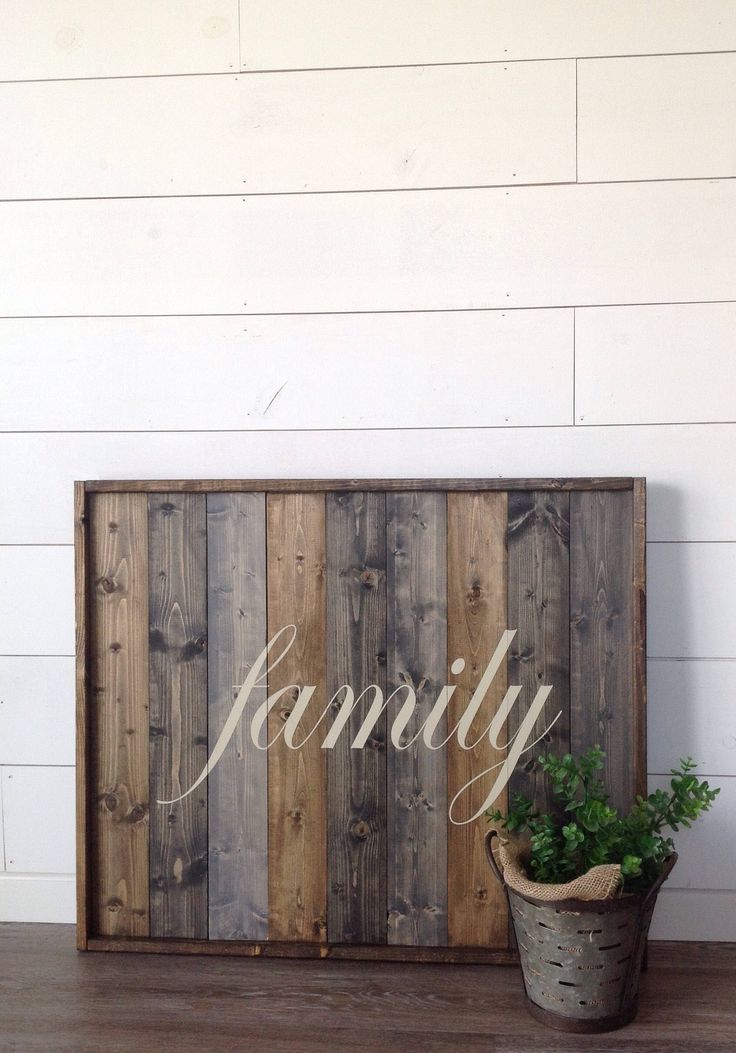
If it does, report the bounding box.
[485,830,677,1033]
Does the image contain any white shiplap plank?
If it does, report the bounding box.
[1,180,734,315]
[647,776,734,890]
[0,548,74,655]
[0,0,238,81]
[0,312,573,431]
[0,658,75,765]
[2,766,75,872]
[0,874,75,922]
[649,544,736,658]
[578,53,736,182]
[575,303,736,425]
[2,423,735,545]
[0,63,575,198]
[649,660,736,777]
[241,1,736,70]
[650,888,736,941]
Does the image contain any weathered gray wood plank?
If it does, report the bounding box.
[507,491,571,814]
[326,491,387,944]
[386,491,447,947]
[570,489,634,813]
[148,493,208,939]
[207,492,268,940]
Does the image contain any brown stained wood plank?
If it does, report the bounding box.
[507,491,571,813]
[633,478,648,799]
[148,493,208,938]
[386,492,447,947]
[326,491,387,945]
[85,936,517,964]
[446,492,508,948]
[86,478,636,494]
[267,492,327,942]
[74,481,90,949]
[88,493,150,938]
[570,489,635,813]
[207,493,268,940]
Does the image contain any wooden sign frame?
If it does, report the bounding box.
[75,477,646,962]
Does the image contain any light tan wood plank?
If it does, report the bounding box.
[446,491,508,948]
[267,493,328,941]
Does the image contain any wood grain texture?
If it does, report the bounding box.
[326,491,387,944]
[507,491,571,812]
[386,492,447,946]
[267,492,327,942]
[74,481,89,949]
[446,492,508,948]
[86,478,636,494]
[633,478,647,798]
[148,493,208,939]
[570,489,635,812]
[206,492,268,940]
[88,493,149,938]
[6,926,736,1051]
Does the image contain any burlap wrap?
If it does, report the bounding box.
[495,836,623,901]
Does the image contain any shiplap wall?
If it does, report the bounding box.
[1,1,734,940]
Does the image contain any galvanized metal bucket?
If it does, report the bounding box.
[485,830,677,1033]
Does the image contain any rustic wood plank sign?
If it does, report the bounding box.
[76,477,646,963]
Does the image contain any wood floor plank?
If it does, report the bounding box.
[6,926,733,1053]
[148,493,208,939]
[570,489,635,812]
[207,492,268,940]
[386,491,448,947]
[267,492,328,942]
[446,492,508,948]
[507,491,571,813]
[88,493,149,937]
[326,491,387,944]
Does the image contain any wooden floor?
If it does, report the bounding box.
[0,926,735,1052]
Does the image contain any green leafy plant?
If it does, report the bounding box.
[487,746,719,891]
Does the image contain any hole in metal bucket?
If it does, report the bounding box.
[558,980,577,987]
[599,942,622,951]
[539,921,561,931]
[577,928,602,935]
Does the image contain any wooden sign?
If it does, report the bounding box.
[75,478,646,962]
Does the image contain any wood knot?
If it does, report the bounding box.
[106,897,123,913]
[474,886,488,902]
[350,820,371,842]
[109,642,122,653]
[103,792,118,812]
[160,502,176,516]
[98,576,117,594]
[360,569,378,589]
[128,804,147,824]
[181,636,207,660]
[108,521,119,532]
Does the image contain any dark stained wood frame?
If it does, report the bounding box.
[75,477,646,961]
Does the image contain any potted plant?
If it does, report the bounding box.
[485,747,719,1033]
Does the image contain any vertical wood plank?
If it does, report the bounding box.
[207,492,268,940]
[74,481,90,949]
[267,492,327,942]
[148,493,208,938]
[570,489,635,813]
[386,491,447,946]
[89,493,150,937]
[446,492,508,948]
[326,491,387,944]
[507,492,571,813]
[632,478,647,800]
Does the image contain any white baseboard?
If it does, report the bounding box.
[649,888,736,941]
[0,873,75,923]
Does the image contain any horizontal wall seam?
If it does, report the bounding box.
[2,420,736,434]
[1,47,735,86]
[2,299,735,319]
[0,174,733,205]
